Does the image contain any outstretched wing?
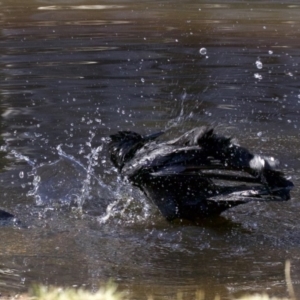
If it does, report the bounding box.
[109,127,293,221]
[134,127,293,203]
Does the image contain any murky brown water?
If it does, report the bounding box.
[1,0,300,298]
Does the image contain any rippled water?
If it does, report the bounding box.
[1,0,300,298]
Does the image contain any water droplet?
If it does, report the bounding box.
[141,78,145,83]
[19,171,24,179]
[199,48,207,55]
[268,50,273,55]
[28,190,39,202]
[33,175,41,185]
[256,61,263,69]
[257,132,262,137]
[297,94,300,99]
[254,73,262,80]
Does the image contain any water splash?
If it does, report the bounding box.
[4,131,111,212]
[3,132,152,224]
[26,172,42,205]
[165,92,187,130]
[28,139,112,210]
[9,150,35,167]
[98,176,154,225]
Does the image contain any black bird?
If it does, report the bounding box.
[109,127,293,221]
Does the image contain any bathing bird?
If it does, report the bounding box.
[109,127,293,221]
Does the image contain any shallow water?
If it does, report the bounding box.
[1,0,300,298]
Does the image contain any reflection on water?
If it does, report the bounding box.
[0,0,300,298]
[37,5,126,10]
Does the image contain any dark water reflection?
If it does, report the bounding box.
[1,0,300,298]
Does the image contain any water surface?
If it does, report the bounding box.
[1,1,300,298]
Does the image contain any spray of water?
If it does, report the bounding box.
[3,131,154,224]
[165,93,186,130]
[98,177,153,225]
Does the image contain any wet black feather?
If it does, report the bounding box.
[109,127,293,221]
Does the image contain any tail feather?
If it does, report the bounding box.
[194,128,281,176]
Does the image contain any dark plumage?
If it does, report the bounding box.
[109,127,293,221]
[0,209,14,220]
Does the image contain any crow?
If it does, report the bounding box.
[109,127,293,221]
